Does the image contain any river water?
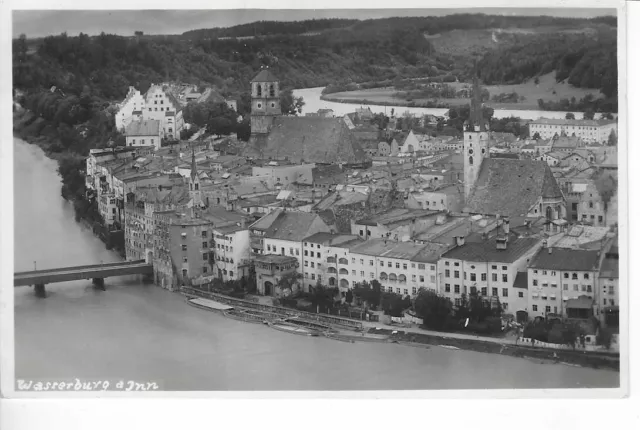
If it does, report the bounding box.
[293,87,603,121]
[13,138,618,391]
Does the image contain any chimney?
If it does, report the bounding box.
[542,239,548,248]
[455,236,465,247]
[496,236,508,250]
[503,217,510,236]
[548,247,553,254]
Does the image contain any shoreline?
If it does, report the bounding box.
[184,291,620,372]
[320,93,558,112]
[13,109,124,257]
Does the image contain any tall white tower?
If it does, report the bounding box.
[463,68,490,202]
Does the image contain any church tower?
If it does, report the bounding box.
[189,150,201,207]
[463,67,491,202]
[250,68,281,136]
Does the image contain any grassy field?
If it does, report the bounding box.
[325,72,601,110]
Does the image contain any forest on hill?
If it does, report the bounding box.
[12,13,618,161]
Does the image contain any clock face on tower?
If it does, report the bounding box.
[469,149,474,155]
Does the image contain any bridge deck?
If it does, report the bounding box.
[14,260,153,287]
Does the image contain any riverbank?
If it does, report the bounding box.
[13,109,124,257]
[184,290,620,372]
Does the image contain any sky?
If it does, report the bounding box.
[12,7,617,39]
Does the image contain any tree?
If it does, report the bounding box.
[601,112,614,120]
[280,89,304,115]
[583,109,595,120]
[381,292,411,317]
[236,117,251,141]
[309,282,338,313]
[353,280,382,310]
[533,132,541,140]
[276,271,302,297]
[596,326,614,350]
[345,289,353,305]
[207,116,234,137]
[413,289,452,330]
[607,129,617,146]
[565,112,575,120]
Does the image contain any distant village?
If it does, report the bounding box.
[85,68,619,335]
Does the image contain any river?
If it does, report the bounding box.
[13,138,618,390]
[293,87,603,121]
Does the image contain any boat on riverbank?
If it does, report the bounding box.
[268,320,324,337]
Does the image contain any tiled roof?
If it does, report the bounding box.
[410,242,452,264]
[599,255,619,279]
[349,239,427,260]
[566,296,594,309]
[250,209,327,241]
[251,69,279,83]
[253,117,369,164]
[441,237,540,263]
[465,159,563,218]
[530,118,617,127]
[125,120,161,137]
[528,248,600,271]
[302,232,362,247]
[551,135,581,149]
[513,272,528,289]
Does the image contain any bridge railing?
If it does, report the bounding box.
[15,260,148,276]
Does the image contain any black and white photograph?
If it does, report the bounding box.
[0,0,632,415]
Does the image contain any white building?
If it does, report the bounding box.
[115,86,146,132]
[125,120,164,150]
[438,235,542,313]
[302,233,362,293]
[211,223,250,282]
[528,118,617,144]
[143,84,185,139]
[527,247,601,320]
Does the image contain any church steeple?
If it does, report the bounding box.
[463,62,491,203]
[189,149,201,206]
[250,67,281,136]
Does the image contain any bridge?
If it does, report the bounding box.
[14,260,154,297]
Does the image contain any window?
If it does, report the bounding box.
[359,230,363,236]
[533,270,538,274]
[492,265,498,270]
[502,274,508,283]
[445,261,450,266]
[572,273,578,280]
[492,273,497,282]
[182,245,187,251]
[370,260,374,266]
[396,288,401,294]
[361,259,364,265]
[404,289,409,295]
[455,298,461,306]
[290,248,293,255]
[563,284,568,290]
[454,285,460,293]
[388,262,392,268]
[201,231,207,238]
[412,287,417,294]
[311,274,315,280]
[502,288,508,297]
[587,285,592,292]
[304,250,308,256]
[610,286,615,295]
[396,263,400,269]
[533,279,538,286]
[552,271,556,276]
[573,284,579,291]
[183,257,188,263]
[360,271,364,277]
[351,270,356,276]
[564,273,569,279]
[296,249,300,256]
[470,273,476,282]
[419,275,424,282]
[202,253,208,261]
[352,258,356,264]
[445,284,451,292]
[584,273,589,280]
[370,273,374,279]
[481,273,486,281]
[481,287,487,296]
[542,283,548,288]
[491,287,498,296]
[454,271,460,279]
[532,305,538,312]
[380,261,384,267]
[518,291,524,298]
[310,251,314,257]
[454,262,460,267]
[502,266,507,271]
[317,253,321,258]
[445,270,450,277]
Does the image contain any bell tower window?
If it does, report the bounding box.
[269,84,275,97]
[469,156,474,165]
[257,84,262,97]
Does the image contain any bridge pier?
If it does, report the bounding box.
[92,278,105,290]
[34,283,46,298]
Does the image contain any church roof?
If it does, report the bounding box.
[465,158,563,218]
[248,117,369,164]
[251,69,279,83]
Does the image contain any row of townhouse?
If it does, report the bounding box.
[246,206,619,327]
